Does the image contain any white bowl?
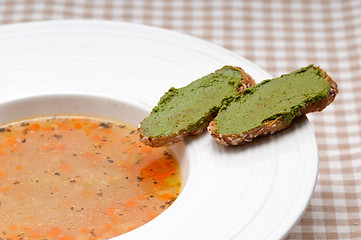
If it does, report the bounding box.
[0,20,318,240]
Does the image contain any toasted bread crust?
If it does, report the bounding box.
[236,67,256,91]
[138,67,255,147]
[208,66,338,146]
[138,112,214,147]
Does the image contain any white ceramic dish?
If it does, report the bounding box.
[0,20,318,240]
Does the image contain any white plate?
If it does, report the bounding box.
[0,20,318,240]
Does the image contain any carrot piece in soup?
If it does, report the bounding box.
[6,136,17,146]
[0,186,11,192]
[105,207,120,224]
[147,211,158,221]
[46,226,62,238]
[29,123,41,131]
[159,193,175,201]
[42,126,53,132]
[31,231,44,238]
[0,170,5,178]
[73,123,82,129]
[59,163,72,171]
[59,236,75,240]
[125,200,136,208]
[8,224,17,230]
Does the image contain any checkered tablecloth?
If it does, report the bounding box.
[0,1,359,239]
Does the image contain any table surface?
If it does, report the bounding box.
[0,1,359,239]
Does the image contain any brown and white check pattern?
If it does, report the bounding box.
[0,0,360,239]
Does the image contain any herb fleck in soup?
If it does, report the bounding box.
[0,116,182,239]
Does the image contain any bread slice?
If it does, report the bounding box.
[208,65,338,146]
[138,66,255,147]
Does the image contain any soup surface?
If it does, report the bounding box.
[0,116,182,240]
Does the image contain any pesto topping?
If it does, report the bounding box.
[140,66,245,137]
[214,65,331,134]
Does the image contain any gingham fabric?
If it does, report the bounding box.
[0,0,359,239]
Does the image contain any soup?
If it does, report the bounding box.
[0,116,182,240]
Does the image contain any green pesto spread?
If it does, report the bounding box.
[140,66,245,137]
[214,65,331,134]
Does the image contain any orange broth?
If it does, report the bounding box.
[0,116,182,240]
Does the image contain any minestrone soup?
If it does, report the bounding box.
[0,116,182,240]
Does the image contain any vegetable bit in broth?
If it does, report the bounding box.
[0,116,182,240]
